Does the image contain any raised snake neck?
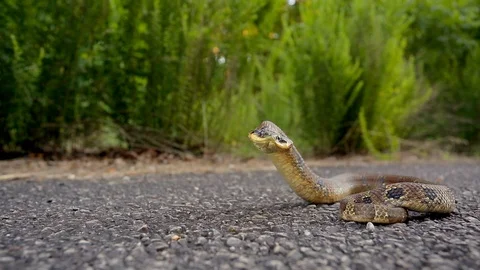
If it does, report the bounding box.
[268,145,434,204]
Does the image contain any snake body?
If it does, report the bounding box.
[248,121,455,224]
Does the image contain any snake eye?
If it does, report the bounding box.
[276,136,287,143]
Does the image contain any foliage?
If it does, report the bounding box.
[1,0,479,157]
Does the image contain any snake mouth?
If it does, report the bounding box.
[248,129,292,151]
[248,131,270,142]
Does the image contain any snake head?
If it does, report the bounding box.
[248,121,293,153]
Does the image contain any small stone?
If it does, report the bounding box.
[359,239,374,246]
[64,248,76,255]
[237,255,255,265]
[131,212,142,220]
[276,238,296,250]
[41,227,54,234]
[287,249,303,261]
[345,222,359,229]
[177,238,187,246]
[108,258,124,268]
[137,224,149,233]
[78,240,90,245]
[465,216,479,223]
[96,253,108,268]
[155,242,169,251]
[85,220,102,229]
[0,256,14,263]
[273,244,287,255]
[131,243,147,259]
[304,230,312,236]
[257,235,275,247]
[228,226,239,233]
[195,237,208,246]
[35,240,45,246]
[38,253,51,259]
[211,229,221,237]
[391,223,407,229]
[274,232,288,238]
[300,247,318,257]
[226,237,242,247]
[341,255,350,263]
[168,226,185,234]
[325,226,340,234]
[171,235,180,241]
[366,222,375,232]
[246,242,260,253]
[265,259,288,270]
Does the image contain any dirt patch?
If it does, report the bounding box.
[0,153,477,181]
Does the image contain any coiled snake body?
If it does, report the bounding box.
[248,121,455,224]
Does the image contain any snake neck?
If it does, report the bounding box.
[268,146,331,203]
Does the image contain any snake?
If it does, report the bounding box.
[248,121,456,224]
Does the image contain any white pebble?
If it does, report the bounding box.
[366,222,375,231]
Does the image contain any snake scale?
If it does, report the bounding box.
[248,121,456,224]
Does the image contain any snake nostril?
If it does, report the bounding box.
[251,129,264,137]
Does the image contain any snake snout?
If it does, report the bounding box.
[250,128,267,138]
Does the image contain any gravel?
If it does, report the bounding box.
[1,162,479,269]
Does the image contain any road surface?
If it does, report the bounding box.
[1,162,479,269]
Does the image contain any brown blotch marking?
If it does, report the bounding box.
[354,196,362,203]
[386,187,404,200]
[423,187,437,201]
[362,196,373,204]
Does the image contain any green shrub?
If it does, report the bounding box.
[1,0,479,157]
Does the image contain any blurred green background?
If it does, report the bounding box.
[1,0,479,158]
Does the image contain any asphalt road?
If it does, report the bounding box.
[1,162,479,270]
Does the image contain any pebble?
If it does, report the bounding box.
[210,229,222,238]
[366,222,375,231]
[131,243,147,259]
[273,244,287,255]
[465,216,479,223]
[168,226,185,234]
[195,237,208,246]
[265,260,288,270]
[137,224,149,233]
[287,249,303,261]
[246,242,260,253]
[276,238,296,250]
[41,227,54,234]
[226,237,242,247]
[64,248,76,255]
[259,246,269,255]
[35,240,45,246]
[85,220,102,229]
[155,242,169,251]
[0,257,14,263]
[300,247,318,257]
[78,240,90,245]
[257,235,275,247]
[294,259,321,270]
